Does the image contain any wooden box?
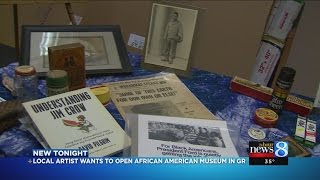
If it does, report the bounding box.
[230,76,313,116]
[48,43,86,91]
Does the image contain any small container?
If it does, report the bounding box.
[269,67,296,113]
[90,85,110,105]
[14,65,38,102]
[46,70,69,96]
[254,108,279,128]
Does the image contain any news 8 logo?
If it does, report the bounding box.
[249,141,289,165]
[274,141,288,157]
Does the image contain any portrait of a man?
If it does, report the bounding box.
[161,12,183,64]
[143,3,198,72]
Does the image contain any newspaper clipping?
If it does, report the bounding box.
[105,73,216,121]
[131,114,238,157]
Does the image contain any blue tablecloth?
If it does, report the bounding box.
[0,53,319,157]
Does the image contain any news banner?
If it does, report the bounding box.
[30,149,247,165]
[1,141,320,179]
[27,141,289,166]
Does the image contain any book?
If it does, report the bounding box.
[22,88,130,157]
[129,114,238,157]
[48,43,86,91]
[106,73,217,121]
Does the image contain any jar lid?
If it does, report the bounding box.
[15,65,36,76]
[278,67,296,83]
[254,108,278,127]
[90,85,110,105]
[47,70,68,87]
[248,128,266,140]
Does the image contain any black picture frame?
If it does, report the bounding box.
[20,25,132,77]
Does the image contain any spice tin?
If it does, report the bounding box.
[254,108,279,128]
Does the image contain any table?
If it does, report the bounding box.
[0,53,319,157]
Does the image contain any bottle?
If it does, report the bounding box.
[46,70,69,96]
[269,67,296,113]
[13,65,38,102]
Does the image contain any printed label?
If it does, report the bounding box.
[47,86,69,96]
[295,117,306,138]
[305,120,316,143]
[265,0,303,40]
[250,41,281,86]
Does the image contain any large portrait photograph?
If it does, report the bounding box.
[142,3,198,75]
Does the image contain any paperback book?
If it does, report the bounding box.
[22,88,130,157]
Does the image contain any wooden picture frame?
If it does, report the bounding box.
[281,136,311,157]
[142,2,199,77]
[20,25,132,77]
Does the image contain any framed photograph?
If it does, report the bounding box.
[142,2,199,76]
[20,25,132,77]
[280,136,311,157]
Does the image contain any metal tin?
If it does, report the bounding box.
[248,128,266,140]
[254,108,278,128]
[46,70,69,96]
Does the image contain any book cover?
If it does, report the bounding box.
[48,43,86,90]
[22,88,130,157]
[129,114,238,157]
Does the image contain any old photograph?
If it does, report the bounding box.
[143,3,198,71]
[132,114,239,157]
[27,28,125,74]
[38,33,109,68]
[148,121,226,148]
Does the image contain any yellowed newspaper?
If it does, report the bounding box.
[105,73,217,121]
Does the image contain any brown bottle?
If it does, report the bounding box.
[269,67,296,114]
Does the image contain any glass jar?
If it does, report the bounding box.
[13,65,38,102]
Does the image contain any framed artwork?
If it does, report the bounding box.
[142,2,199,76]
[280,136,311,157]
[20,25,132,77]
